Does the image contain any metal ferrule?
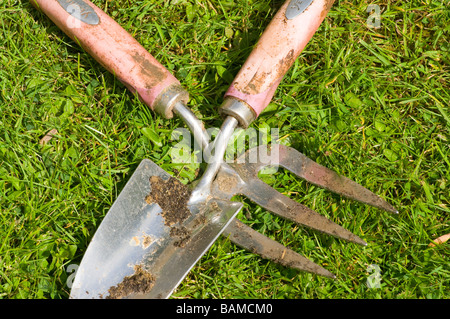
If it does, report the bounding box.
[219,97,256,129]
[153,84,189,119]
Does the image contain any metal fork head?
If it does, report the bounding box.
[252,144,395,210]
[213,144,397,242]
[212,143,397,276]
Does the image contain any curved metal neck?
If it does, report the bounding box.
[173,102,239,204]
[189,116,238,201]
[173,102,209,150]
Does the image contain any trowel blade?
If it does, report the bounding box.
[70,159,242,299]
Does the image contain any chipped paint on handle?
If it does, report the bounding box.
[224,0,335,117]
[31,0,182,118]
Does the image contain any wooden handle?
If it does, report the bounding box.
[31,0,187,118]
[224,0,335,117]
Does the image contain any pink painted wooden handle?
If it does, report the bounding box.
[225,0,335,117]
[31,0,182,117]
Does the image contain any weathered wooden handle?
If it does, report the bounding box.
[31,0,188,118]
[224,0,335,118]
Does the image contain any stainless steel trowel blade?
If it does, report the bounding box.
[70,159,242,299]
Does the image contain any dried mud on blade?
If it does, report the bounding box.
[70,159,242,299]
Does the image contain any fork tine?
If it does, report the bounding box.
[223,219,336,278]
[274,145,398,214]
[235,176,367,246]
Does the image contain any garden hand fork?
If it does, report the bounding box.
[207,0,398,277]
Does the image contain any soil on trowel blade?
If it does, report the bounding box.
[107,265,155,299]
[145,175,192,227]
[170,226,191,248]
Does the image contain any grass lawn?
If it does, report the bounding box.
[0,0,449,299]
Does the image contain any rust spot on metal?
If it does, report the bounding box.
[141,235,153,249]
[224,220,296,268]
[130,234,154,249]
[129,236,140,246]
